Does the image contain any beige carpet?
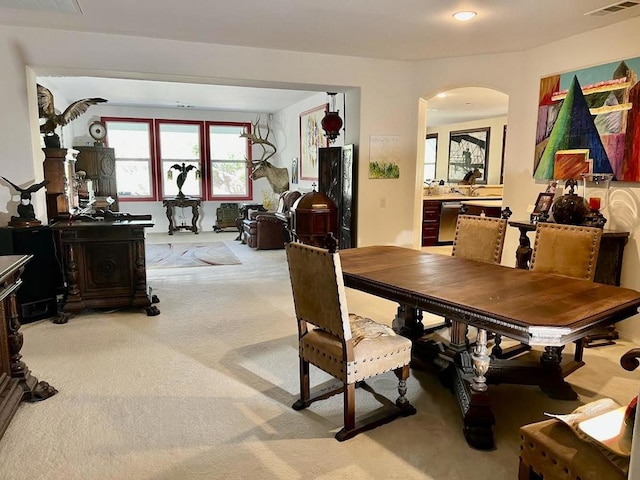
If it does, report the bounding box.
[145,241,241,268]
[0,231,638,480]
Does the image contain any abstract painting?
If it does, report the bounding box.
[534,57,640,181]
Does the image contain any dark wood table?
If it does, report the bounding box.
[163,197,201,234]
[339,245,640,450]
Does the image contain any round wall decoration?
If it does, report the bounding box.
[89,121,107,145]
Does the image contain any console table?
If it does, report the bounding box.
[51,219,159,323]
[0,255,57,439]
[163,197,201,234]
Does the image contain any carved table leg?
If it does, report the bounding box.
[57,243,83,322]
[6,287,57,402]
[392,305,424,339]
[539,345,578,400]
[515,227,532,270]
[164,202,175,235]
[191,203,200,234]
[453,351,495,450]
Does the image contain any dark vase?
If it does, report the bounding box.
[552,179,589,225]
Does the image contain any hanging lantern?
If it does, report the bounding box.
[321,92,343,144]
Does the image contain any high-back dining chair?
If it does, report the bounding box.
[530,222,602,281]
[285,240,416,441]
[452,214,508,263]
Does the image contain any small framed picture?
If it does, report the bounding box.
[533,192,554,214]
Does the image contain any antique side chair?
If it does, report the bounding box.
[285,240,416,441]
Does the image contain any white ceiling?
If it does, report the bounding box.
[22,0,636,124]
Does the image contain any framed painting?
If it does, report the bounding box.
[299,104,328,180]
[447,127,490,183]
[533,192,554,215]
[368,135,400,179]
[533,56,640,181]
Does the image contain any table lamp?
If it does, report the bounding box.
[582,173,613,228]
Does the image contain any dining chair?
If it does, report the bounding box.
[285,239,416,441]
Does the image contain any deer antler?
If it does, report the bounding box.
[241,118,277,166]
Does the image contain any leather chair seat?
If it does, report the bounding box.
[519,419,627,480]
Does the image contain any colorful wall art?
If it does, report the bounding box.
[369,135,400,179]
[534,57,640,182]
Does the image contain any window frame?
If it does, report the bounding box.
[424,133,438,183]
[103,117,253,202]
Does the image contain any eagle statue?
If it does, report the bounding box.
[37,83,107,136]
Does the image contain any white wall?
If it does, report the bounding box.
[426,116,507,186]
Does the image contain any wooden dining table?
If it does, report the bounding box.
[339,245,640,450]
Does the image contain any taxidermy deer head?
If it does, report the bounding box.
[241,118,290,194]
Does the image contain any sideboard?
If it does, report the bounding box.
[0,255,57,439]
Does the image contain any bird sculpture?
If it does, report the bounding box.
[168,163,200,199]
[1,176,49,223]
[37,83,107,145]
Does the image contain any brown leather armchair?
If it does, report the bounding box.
[243,190,301,250]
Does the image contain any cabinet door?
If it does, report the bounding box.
[75,147,119,211]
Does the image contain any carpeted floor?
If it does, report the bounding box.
[145,242,241,268]
[0,231,638,480]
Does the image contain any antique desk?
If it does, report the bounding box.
[163,197,201,234]
[52,219,159,323]
[339,246,640,450]
[0,255,57,439]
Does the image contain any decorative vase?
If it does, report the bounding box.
[551,179,589,225]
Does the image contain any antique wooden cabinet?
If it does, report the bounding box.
[0,255,57,439]
[51,220,158,322]
[73,146,119,211]
[318,145,357,249]
[0,226,64,323]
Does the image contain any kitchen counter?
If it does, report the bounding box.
[423,194,502,201]
[460,199,503,208]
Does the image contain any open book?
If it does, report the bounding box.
[545,398,632,475]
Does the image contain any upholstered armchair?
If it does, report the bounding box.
[243,190,301,250]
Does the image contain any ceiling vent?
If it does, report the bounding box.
[585,1,640,16]
[0,0,82,14]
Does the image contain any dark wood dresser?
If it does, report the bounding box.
[0,255,57,439]
[51,220,159,323]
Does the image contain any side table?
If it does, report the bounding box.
[163,197,201,234]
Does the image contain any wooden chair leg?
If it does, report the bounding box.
[343,382,356,432]
[292,358,310,410]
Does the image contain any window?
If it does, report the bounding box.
[104,117,252,201]
[157,121,202,198]
[208,123,250,198]
[424,133,438,182]
[105,119,154,199]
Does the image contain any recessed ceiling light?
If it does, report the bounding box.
[453,11,477,21]
[436,93,447,98]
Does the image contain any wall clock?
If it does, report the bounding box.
[89,121,107,146]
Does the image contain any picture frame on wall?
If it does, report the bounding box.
[299,104,328,180]
[447,127,490,184]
